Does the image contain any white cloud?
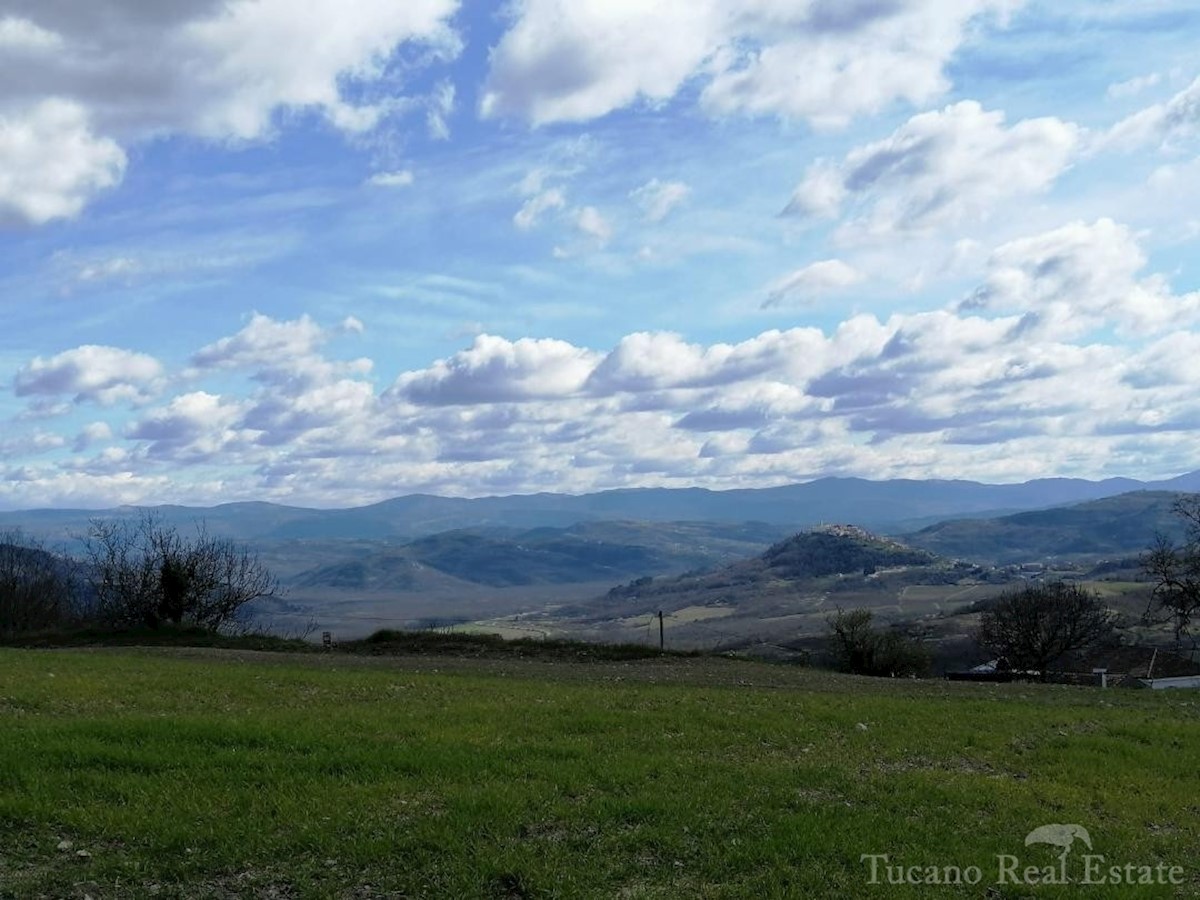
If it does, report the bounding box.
[762,259,864,308]
[170,0,459,140]
[1103,75,1200,151]
[390,334,602,404]
[73,421,114,452]
[73,256,141,284]
[0,99,126,226]
[481,0,719,125]
[0,0,459,224]
[786,101,1079,237]
[630,179,691,222]
[1106,72,1161,101]
[191,313,332,372]
[481,0,1019,127]
[514,188,567,230]
[575,206,613,245]
[700,0,1020,129]
[367,170,415,188]
[963,218,1200,337]
[14,345,164,406]
[8,273,1200,506]
[426,80,455,140]
[0,16,63,51]
[130,392,240,441]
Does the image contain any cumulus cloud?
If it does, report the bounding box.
[0,0,459,224]
[0,99,127,226]
[630,179,690,222]
[73,421,114,452]
[963,218,1200,337]
[126,391,254,462]
[390,334,602,404]
[762,259,864,308]
[190,312,364,380]
[699,0,1021,129]
[129,392,240,442]
[480,0,718,125]
[14,345,164,406]
[481,0,1018,127]
[786,101,1079,236]
[7,244,1200,507]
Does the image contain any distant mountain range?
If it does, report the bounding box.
[4,471,1199,543]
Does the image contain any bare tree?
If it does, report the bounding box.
[976,582,1115,677]
[82,513,278,631]
[0,529,79,636]
[1141,495,1200,648]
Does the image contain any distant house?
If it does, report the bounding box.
[948,646,1200,688]
[1061,646,1200,688]
[1140,675,1200,690]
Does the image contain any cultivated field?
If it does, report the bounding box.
[1,647,1197,898]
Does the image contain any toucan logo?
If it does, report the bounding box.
[862,823,1186,887]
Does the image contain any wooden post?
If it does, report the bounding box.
[658,610,664,652]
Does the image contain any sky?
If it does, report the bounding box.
[2,0,1200,510]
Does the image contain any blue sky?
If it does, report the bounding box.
[2,0,1200,509]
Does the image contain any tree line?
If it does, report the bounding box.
[0,513,277,638]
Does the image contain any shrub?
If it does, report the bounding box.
[825,608,930,677]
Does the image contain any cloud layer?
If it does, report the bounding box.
[7,216,1199,507]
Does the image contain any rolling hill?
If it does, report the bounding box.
[288,520,790,592]
[901,490,1189,564]
[566,525,952,624]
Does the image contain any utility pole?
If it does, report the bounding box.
[658,610,664,652]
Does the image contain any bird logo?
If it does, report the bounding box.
[1024,823,1093,866]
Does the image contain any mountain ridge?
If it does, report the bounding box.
[3,471,1198,543]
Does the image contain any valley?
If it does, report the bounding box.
[3,480,1192,667]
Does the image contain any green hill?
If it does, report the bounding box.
[759,525,936,578]
[580,525,949,621]
[1,646,1194,898]
[903,490,1190,564]
[288,521,789,592]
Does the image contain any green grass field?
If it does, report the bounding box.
[1,647,1197,898]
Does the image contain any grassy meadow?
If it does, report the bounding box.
[0,647,1197,898]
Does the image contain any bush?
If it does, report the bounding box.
[825,608,930,677]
